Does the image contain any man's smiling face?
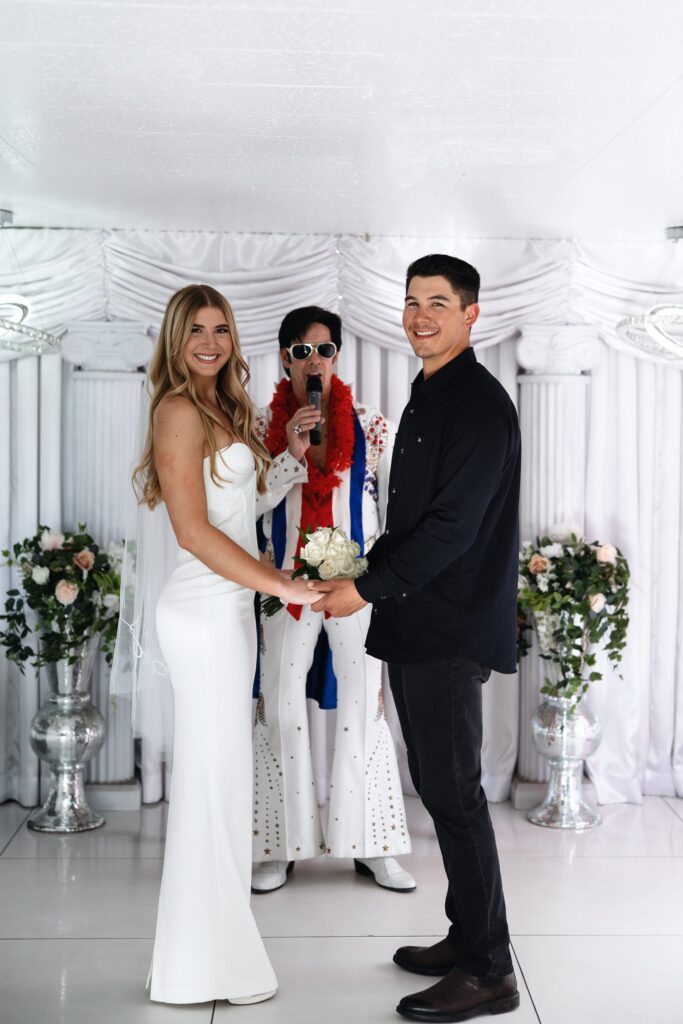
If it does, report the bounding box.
[402,275,479,376]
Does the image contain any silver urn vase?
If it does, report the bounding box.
[28,638,106,832]
[528,696,602,830]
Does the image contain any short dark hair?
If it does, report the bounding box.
[405,254,480,309]
[278,306,343,351]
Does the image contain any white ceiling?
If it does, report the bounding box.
[1,0,683,239]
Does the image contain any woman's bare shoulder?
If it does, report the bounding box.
[154,394,203,446]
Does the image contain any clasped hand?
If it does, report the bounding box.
[275,572,367,617]
[308,578,367,618]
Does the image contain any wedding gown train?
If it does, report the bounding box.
[150,442,277,1003]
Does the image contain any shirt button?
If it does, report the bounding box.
[391,487,396,494]
[400,448,405,454]
[386,528,390,534]
[402,592,407,598]
[409,408,415,414]
[417,436,422,443]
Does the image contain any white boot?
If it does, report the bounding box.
[251,860,294,893]
[354,856,416,892]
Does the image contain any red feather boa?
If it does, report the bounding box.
[265,376,355,501]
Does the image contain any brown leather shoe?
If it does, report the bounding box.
[393,938,459,976]
[396,967,520,1021]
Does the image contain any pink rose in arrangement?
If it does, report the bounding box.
[73,549,95,572]
[55,580,79,606]
[589,593,606,613]
[596,544,617,565]
[527,554,550,574]
[39,530,65,551]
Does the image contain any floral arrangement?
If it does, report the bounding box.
[517,533,630,702]
[0,525,123,670]
[262,526,368,617]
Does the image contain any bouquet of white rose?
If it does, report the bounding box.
[262,526,368,617]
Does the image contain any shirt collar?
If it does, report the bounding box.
[411,346,477,400]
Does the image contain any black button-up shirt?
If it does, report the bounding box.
[355,346,521,673]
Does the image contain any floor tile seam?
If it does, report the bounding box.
[663,798,683,825]
[0,811,32,858]
[0,936,156,942]
[499,853,683,860]
[509,940,542,1024]
[0,856,166,861]
[498,853,683,858]
[509,932,683,938]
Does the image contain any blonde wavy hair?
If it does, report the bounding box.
[134,284,271,509]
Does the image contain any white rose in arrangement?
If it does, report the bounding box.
[537,573,550,593]
[310,527,332,544]
[102,593,120,612]
[350,540,361,558]
[539,542,564,559]
[596,544,617,565]
[318,559,339,580]
[327,534,348,554]
[300,540,325,566]
[39,530,65,551]
[589,593,606,613]
[31,566,50,585]
[548,523,581,542]
[335,556,357,578]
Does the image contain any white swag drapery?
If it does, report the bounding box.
[1,229,682,806]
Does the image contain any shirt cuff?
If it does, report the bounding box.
[355,571,385,604]
[277,449,308,481]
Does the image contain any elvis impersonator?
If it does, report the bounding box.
[251,306,415,894]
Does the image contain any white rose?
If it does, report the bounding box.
[328,534,348,553]
[351,557,368,577]
[31,566,50,585]
[309,527,332,544]
[301,541,325,566]
[589,593,606,613]
[548,523,581,542]
[539,542,564,559]
[318,558,339,580]
[537,573,550,593]
[39,530,65,551]
[336,556,357,578]
[102,594,119,611]
[350,541,361,558]
[596,544,617,565]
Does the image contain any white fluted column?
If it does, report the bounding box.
[516,326,600,785]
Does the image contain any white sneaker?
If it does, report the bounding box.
[229,989,277,1005]
[251,860,294,893]
[354,856,416,892]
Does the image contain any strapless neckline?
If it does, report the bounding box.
[203,442,250,462]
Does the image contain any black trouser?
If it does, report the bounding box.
[389,656,513,979]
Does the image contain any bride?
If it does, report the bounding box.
[130,284,315,1005]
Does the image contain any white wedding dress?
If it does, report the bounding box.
[150,442,277,1004]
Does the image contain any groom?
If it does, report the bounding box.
[311,254,521,1022]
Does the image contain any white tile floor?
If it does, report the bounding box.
[1,794,681,1023]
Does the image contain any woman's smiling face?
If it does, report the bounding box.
[183,305,233,379]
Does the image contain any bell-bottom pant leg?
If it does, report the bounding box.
[324,606,411,859]
[388,656,513,980]
[253,604,324,862]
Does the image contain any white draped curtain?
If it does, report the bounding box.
[1,228,682,807]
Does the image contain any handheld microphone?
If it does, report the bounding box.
[306,375,323,446]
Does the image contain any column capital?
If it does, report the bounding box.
[517,325,600,375]
[62,321,152,371]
